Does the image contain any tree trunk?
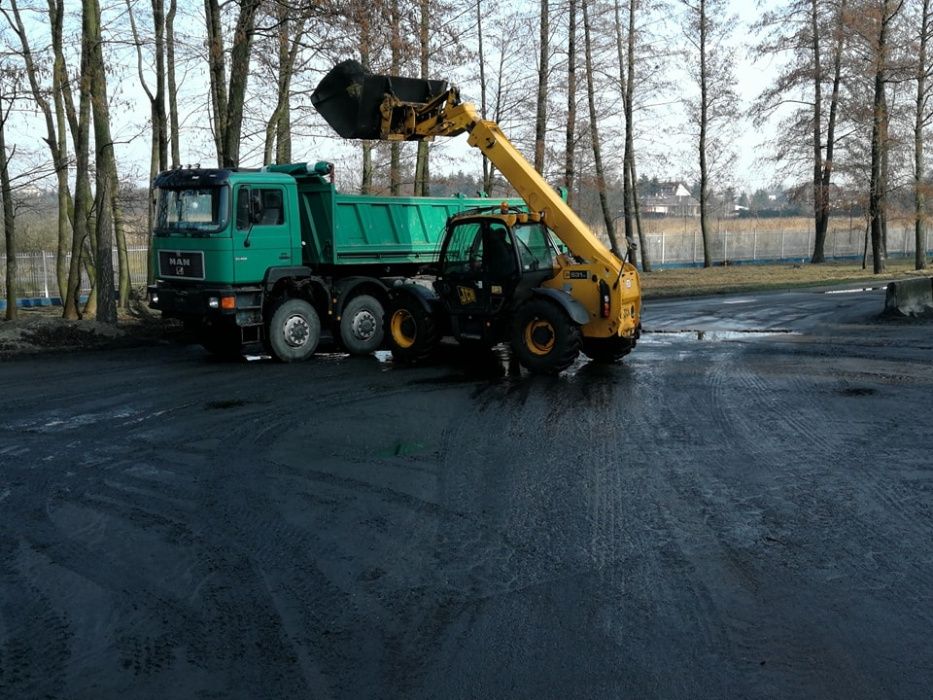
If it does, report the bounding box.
[534,0,549,174]
[614,0,633,244]
[818,1,845,263]
[414,0,430,195]
[630,157,648,270]
[51,0,71,301]
[0,92,15,321]
[390,0,402,194]
[221,0,260,167]
[63,1,94,320]
[477,0,491,195]
[113,188,129,308]
[869,7,889,274]
[204,0,227,166]
[167,0,180,166]
[8,0,71,301]
[810,0,826,263]
[564,0,576,206]
[698,0,712,267]
[581,0,621,256]
[87,0,117,324]
[917,0,930,270]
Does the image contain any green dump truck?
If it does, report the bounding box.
[148,162,514,361]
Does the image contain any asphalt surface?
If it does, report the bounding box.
[1,285,931,699]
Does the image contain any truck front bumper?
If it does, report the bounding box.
[148,283,263,326]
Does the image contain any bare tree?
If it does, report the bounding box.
[865,0,904,273]
[262,3,309,165]
[681,0,738,267]
[564,0,577,206]
[413,0,430,195]
[167,0,179,166]
[915,0,932,269]
[64,0,95,320]
[0,67,17,321]
[581,0,622,256]
[615,0,650,270]
[87,0,117,323]
[534,0,549,174]
[753,0,847,264]
[3,0,71,302]
[205,0,262,168]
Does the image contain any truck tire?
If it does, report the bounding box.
[267,298,321,362]
[339,294,385,355]
[581,336,635,363]
[387,296,438,364]
[198,321,242,359]
[511,298,581,374]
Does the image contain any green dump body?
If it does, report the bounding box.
[264,164,519,268]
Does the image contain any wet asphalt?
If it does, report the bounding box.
[1,284,931,699]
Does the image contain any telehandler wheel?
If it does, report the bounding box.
[267,298,321,362]
[339,294,385,355]
[387,296,438,364]
[581,336,635,363]
[511,299,581,374]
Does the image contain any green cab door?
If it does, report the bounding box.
[233,184,295,283]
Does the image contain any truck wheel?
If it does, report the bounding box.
[339,294,385,355]
[387,296,438,364]
[511,299,581,374]
[267,298,321,362]
[581,336,635,363]
[198,321,242,359]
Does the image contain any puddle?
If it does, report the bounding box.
[642,329,799,342]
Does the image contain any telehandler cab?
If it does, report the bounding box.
[312,60,642,374]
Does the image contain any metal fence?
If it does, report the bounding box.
[1,224,931,302]
[0,246,149,301]
[633,220,932,267]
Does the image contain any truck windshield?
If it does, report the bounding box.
[155,186,229,235]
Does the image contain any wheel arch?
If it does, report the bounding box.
[387,283,440,315]
[530,288,589,326]
[263,267,331,319]
[333,276,390,316]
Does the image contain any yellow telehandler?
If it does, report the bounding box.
[312,60,641,374]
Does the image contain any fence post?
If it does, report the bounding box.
[42,251,50,298]
[693,230,697,264]
[660,232,665,266]
[831,228,836,259]
[753,228,758,261]
[780,229,785,260]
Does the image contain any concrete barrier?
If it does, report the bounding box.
[884,277,933,316]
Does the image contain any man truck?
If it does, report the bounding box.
[148,161,517,361]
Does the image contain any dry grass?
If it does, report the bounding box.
[641,216,814,236]
[639,258,931,298]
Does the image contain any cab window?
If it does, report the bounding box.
[236,186,286,230]
[443,222,482,275]
[514,223,556,271]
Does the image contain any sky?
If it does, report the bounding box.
[4,0,787,196]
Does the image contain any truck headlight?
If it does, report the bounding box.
[150,291,159,305]
[208,296,219,309]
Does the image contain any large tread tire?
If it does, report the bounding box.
[198,320,242,359]
[339,294,385,355]
[387,296,439,365]
[511,299,581,375]
[266,298,321,363]
[581,336,635,363]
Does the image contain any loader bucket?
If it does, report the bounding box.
[311,59,448,140]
